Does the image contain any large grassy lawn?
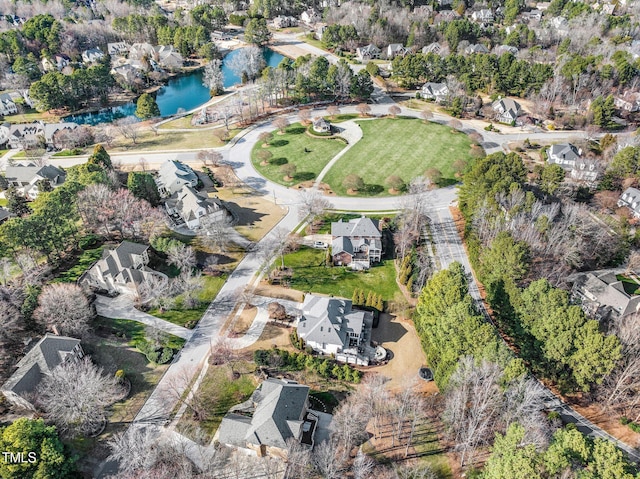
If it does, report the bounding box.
[177,362,257,441]
[51,247,103,283]
[150,274,227,328]
[323,118,475,196]
[251,123,346,186]
[283,246,400,301]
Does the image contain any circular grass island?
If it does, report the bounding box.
[251,123,346,187]
[251,117,481,195]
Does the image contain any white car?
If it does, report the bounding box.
[313,241,328,249]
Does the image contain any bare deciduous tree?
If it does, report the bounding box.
[108,426,159,475]
[327,105,340,118]
[352,448,375,479]
[356,103,372,117]
[298,189,331,223]
[37,357,124,437]
[420,109,433,122]
[167,243,196,272]
[388,105,401,117]
[268,302,287,321]
[272,117,289,134]
[298,109,311,124]
[197,149,223,167]
[34,283,93,336]
[115,117,141,145]
[313,438,345,479]
[199,214,233,252]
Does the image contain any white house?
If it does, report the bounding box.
[618,187,640,218]
[386,43,409,59]
[297,295,373,364]
[156,159,198,197]
[273,16,298,29]
[492,97,522,124]
[471,9,494,22]
[356,44,381,61]
[494,45,519,55]
[312,117,331,133]
[422,42,443,55]
[79,241,167,294]
[331,216,382,270]
[0,93,18,116]
[465,43,490,55]
[4,164,66,199]
[614,93,640,113]
[570,157,600,184]
[547,143,582,169]
[107,42,130,56]
[165,186,227,230]
[82,47,105,64]
[421,82,449,103]
[300,8,322,24]
[41,54,70,72]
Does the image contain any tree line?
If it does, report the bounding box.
[392,51,553,96]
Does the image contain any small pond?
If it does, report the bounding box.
[67,48,285,125]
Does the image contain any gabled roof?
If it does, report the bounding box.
[422,42,442,54]
[331,217,381,238]
[573,271,640,318]
[357,44,381,55]
[1,334,81,397]
[5,164,66,185]
[218,379,310,450]
[492,97,521,117]
[548,143,581,166]
[332,236,353,256]
[421,82,449,96]
[157,159,198,193]
[171,186,222,222]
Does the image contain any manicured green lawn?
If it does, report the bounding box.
[0,198,7,207]
[323,118,475,196]
[283,246,400,301]
[177,362,257,441]
[94,316,186,351]
[251,123,346,186]
[150,275,227,327]
[51,247,103,283]
[616,274,640,295]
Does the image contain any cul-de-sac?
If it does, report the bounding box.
[3,1,640,478]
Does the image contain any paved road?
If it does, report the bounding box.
[428,205,640,463]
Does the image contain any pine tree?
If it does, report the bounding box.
[87,144,112,169]
[135,93,160,119]
[375,295,384,311]
[352,288,360,304]
[366,291,373,307]
[357,289,365,305]
[6,187,31,216]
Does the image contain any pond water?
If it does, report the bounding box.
[67,48,285,125]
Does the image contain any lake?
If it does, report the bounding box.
[67,48,285,125]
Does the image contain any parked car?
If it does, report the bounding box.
[313,241,328,249]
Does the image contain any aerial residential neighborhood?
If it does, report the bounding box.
[4,0,640,478]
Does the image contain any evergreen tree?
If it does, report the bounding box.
[87,144,112,169]
[6,187,31,216]
[135,93,160,119]
[127,172,160,206]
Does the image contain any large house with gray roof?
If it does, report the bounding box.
[165,185,227,230]
[156,159,198,197]
[5,164,66,199]
[297,295,373,364]
[618,187,640,218]
[331,216,382,270]
[216,378,330,458]
[571,270,640,321]
[1,334,84,410]
[79,241,166,294]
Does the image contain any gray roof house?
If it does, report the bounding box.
[107,42,130,56]
[79,241,166,294]
[82,47,105,64]
[155,45,183,71]
[471,9,494,23]
[386,43,409,59]
[465,43,490,55]
[547,143,581,170]
[571,271,640,321]
[0,93,18,116]
[5,164,66,199]
[217,378,330,458]
[331,217,382,270]
[492,97,521,124]
[570,157,600,185]
[421,82,449,103]
[156,159,198,197]
[618,187,640,218]
[1,334,84,410]
[494,44,519,55]
[0,121,78,150]
[0,207,10,223]
[356,44,381,61]
[297,295,373,364]
[165,186,227,230]
[312,117,331,133]
[422,42,444,55]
